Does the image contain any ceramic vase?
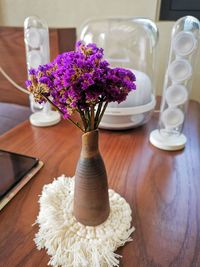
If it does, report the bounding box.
[73,130,110,226]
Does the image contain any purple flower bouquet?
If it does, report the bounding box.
[26,41,136,132]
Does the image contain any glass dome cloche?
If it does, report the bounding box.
[79,17,159,129]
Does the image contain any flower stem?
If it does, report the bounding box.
[68,117,85,132]
[77,107,88,132]
[85,108,91,129]
[96,101,108,127]
[42,94,85,132]
[90,105,95,131]
[94,101,103,128]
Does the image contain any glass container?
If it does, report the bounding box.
[24,16,60,127]
[80,17,159,129]
[24,16,50,113]
[150,16,200,150]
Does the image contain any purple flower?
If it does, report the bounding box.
[25,41,136,132]
[25,80,32,87]
[29,68,36,75]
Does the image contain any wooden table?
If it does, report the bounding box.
[0,100,200,267]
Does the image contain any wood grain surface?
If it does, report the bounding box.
[0,100,200,267]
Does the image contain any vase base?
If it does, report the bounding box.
[74,208,110,226]
[35,175,134,267]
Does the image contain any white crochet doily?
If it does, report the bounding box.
[34,175,135,267]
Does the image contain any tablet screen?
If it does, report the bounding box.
[0,150,39,199]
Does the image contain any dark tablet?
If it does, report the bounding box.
[0,149,39,199]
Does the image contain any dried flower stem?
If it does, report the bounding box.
[94,101,103,128]
[90,105,95,131]
[42,94,85,132]
[86,108,91,121]
[85,108,91,130]
[77,107,88,132]
[67,117,85,132]
[97,102,108,127]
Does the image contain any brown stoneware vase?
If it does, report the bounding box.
[73,129,110,226]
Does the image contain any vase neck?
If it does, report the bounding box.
[81,130,99,158]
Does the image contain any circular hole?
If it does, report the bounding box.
[161,108,184,129]
[168,59,192,82]
[25,28,41,48]
[28,50,43,68]
[173,31,196,56]
[165,85,188,106]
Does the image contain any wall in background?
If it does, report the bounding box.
[0,0,157,27]
[0,0,199,102]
